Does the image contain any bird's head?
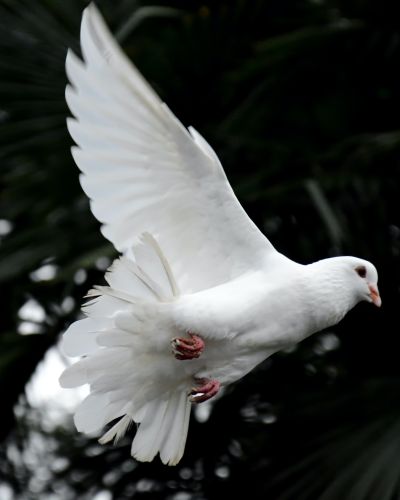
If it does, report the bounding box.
[309,256,381,316]
[321,256,381,308]
[347,257,381,307]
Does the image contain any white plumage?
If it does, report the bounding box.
[60,3,381,465]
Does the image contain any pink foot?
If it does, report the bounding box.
[190,378,221,403]
[171,332,205,360]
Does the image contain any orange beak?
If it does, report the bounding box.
[369,285,382,307]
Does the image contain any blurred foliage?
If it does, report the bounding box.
[1,0,400,498]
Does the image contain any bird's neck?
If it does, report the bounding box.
[303,261,358,331]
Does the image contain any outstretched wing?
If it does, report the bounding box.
[66,3,277,292]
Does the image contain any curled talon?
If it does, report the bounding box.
[190,378,220,403]
[171,333,205,360]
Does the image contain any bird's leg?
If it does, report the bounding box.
[171,332,205,360]
[189,377,221,403]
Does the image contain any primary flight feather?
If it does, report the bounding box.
[60,3,381,466]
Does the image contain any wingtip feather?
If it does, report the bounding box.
[65,48,84,85]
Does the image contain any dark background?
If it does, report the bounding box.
[1,0,400,498]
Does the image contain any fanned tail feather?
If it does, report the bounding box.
[131,390,191,466]
[60,232,192,465]
[98,414,133,445]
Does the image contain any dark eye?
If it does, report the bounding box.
[355,265,367,278]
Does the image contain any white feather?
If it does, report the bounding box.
[61,231,194,465]
[62,317,112,356]
[82,294,132,318]
[131,398,170,462]
[65,3,276,294]
[159,391,191,466]
[104,257,158,301]
[98,414,132,444]
[74,393,128,433]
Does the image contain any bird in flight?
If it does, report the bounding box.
[60,3,381,466]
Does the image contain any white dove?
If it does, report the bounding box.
[59,3,381,466]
